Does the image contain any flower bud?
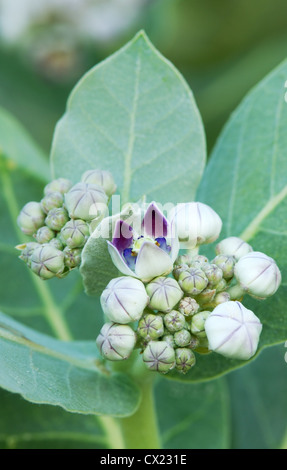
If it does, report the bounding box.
[60,219,89,248]
[45,207,69,231]
[17,202,45,235]
[178,268,208,295]
[174,329,192,347]
[175,348,196,374]
[96,322,136,361]
[163,310,186,333]
[30,244,65,279]
[40,191,64,214]
[212,255,235,280]
[169,202,222,248]
[162,334,175,349]
[205,301,262,360]
[101,276,149,324]
[190,311,210,338]
[196,288,216,305]
[34,226,55,244]
[49,236,64,250]
[146,277,183,313]
[202,263,223,287]
[63,246,82,268]
[216,237,253,260]
[143,341,175,373]
[213,292,230,305]
[81,169,116,197]
[172,264,189,281]
[138,314,164,340]
[18,242,41,266]
[234,251,281,299]
[64,182,108,221]
[215,278,227,292]
[44,178,73,195]
[178,297,199,316]
[189,255,209,269]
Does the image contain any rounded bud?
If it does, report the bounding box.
[49,236,64,250]
[64,182,108,221]
[34,226,55,244]
[45,207,69,231]
[81,169,116,197]
[138,314,164,341]
[17,202,45,235]
[172,264,189,281]
[174,329,192,347]
[44,178,73,195]
[196,288,216,305]
[178,297,200,316]
[60,219,89,248]
[216,236,253,261]
[189,255,209,269]
[40,191,64,214]
[169,202,222,248]
[96,322,136,361]
[190,311,210,338]
[146,277,183,313]
[30,244,65,279]
[215,278,227,293]
[19,242,41,266]
[212,255,235,280]
[163,310,185,333]
[213,292,230,306]
[202,263,223,287]
[143,341,175,373]
[178,268,208,295]
[234,251,281,299]
[63,246,82,269]
[175,348,196,374]
[101,276,149,324]
[162,334,175,349]
[205,301,262,360]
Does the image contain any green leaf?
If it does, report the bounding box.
[0,106,49,182]
[156,377,230,449]
[51,30,206,205]
[177,58,287,382]
[0,311,140,417]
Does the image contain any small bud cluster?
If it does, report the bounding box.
[97,200,282,376]
[17,170,116,280]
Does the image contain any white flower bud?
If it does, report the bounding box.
[100,276,149,324]
[143,340,175,373]
[146,276,183,313]
[81,169,116,197]
[96,322,136,361]
[216,237,253,260]
[234,251,281,299]
[205,301,262,360]
[64,182,108,221]
[169,202,222,248]
[17,202,45,235]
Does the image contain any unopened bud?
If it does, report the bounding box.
[101,276,149,324]
[205,301,262,360]
[178,268,208,295]
[30,244,65,279]
[81,169,116,197]
[63,246,82,268]
[146,277,183,313]
[143,341,175,373]
[35,226,55,244]
[213,292,230,305]
[164,310,185,333]
[162,334,175,349]
[64,182,108,221]
[60,219,89,248]
[190,311,210,338]
[216,236,253,261]
[138,314,164,340]
[17,202,45,235]
[196,288,216,305]
[96,322,136,361]
[174,329,192,347]
[178,297,199,316]
[212,255,235,280]
[175,348,196,374]
[172,264,189,281]
[18,242,41,266]
[202,263,223,287]
[49,235,64,250]
[40,192,64,214]
[45,207,69,231]
[44,178,73,195]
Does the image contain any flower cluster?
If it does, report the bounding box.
[96,201,281,375]
[17,169,116,280]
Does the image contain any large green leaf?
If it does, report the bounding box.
[0,311,140,417]
[50,30,206,205]
[175,58,287,382]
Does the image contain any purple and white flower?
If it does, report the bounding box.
[107,202,179,283]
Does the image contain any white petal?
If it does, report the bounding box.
[107,241,137,277]
[135,241,173,282]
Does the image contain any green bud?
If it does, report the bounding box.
[45,207,69,231]
[215,278,227,292]
[189,335,200,350]
[213,291,230,305]
[163,310,185,333]
[146,276,183,313]
[178,268,208,295]
[34,226,55,244]
[18,242,41,266]
[63,246,82,269]
[143,341,175,373]
[174,329,192,347]
[138,314,164,340]
[212,255,235,280]
[17,202,45,235]
[175,348,196,374]
[49,235,64,250]
[64,182,108,221]
[190,311,210,338]
[40,191,64,214]
[175,254,194,266]
[178,297,199,316]
[30,244,65,279]
[202,263,223,287]
[162,334,175,349]
[172,264,189,281]
[196,288,216,305]
[189,255,209,269]
[96,322,136,361]
[60,219,89,248]
[81,169,117,197]
[44,178,73,195]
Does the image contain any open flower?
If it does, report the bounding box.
[107,202,179,282]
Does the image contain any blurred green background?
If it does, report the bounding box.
[1,0,287,450]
